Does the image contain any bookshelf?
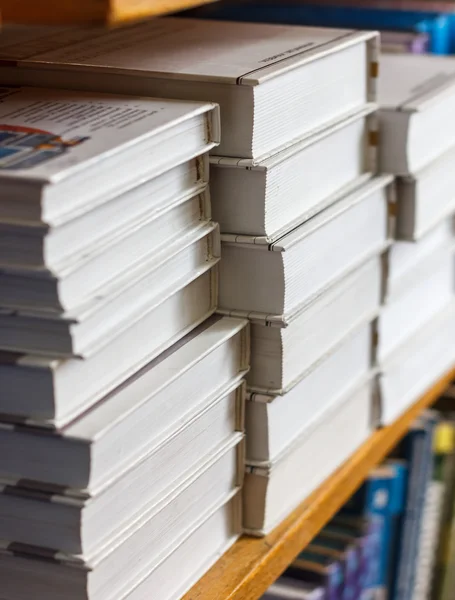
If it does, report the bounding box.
[183,366,455,600]
[0,0,216,24]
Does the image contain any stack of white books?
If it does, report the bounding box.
[0,18,390,536]
[0,84,250,599]
[377,54,455,425]
[0,86,221,357]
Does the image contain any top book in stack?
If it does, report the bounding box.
[0,85,218,228]
[379,53,455,175]
[0,18,379,161]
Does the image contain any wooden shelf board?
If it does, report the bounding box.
[184,366,455,600]
[0,0,217,25]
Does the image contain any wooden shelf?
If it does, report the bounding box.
[184,366,455,600]
[0,0,217,25]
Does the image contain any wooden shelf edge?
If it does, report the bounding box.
[184,366,455,600]
[0,0,216,25]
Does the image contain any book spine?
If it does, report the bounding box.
[411,480,444,600]
[406,416,437,600]
[393,416,436,600]
[341,468,406,599]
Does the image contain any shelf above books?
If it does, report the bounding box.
[250,0,455,11]
[0,0,217,24]
[183,365,455,600]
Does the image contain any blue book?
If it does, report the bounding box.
[287,548,344,600]
[324,517,376,598]
[310,533,361,600]
[391,412,438,600]
[341,460,408,599]
[184,2,454,54]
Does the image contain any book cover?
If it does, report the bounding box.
[2,19,377,87]
[0,86,218,183]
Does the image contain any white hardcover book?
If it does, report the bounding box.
[379,244,454,362]
[0,382,244,555]
[0,86,219,226]
[0,491,242,600]
[219,176,393,317]
[234,254,381,394]
[0,315,249,489]
[0,223,220,357]
[0,153,208,266]
[0,19,379,160]
[385,217,453,300]
[246,322,373,464]
[0,267,218,428]
[379,53,455,175]
[243,375,373,535]
[378,301,455,425]
[396,146,455,240]
[210,107,376,241]
[0,191,213,315]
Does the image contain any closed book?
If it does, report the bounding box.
[378,53,455,175]
[0,19,379,160]
[342,461,408,599]
[0,490,242,600]
[219,176,393,318]
[0,268,218,428]
[378,242,455,362]
[0,195,216,317]
[310,535,361,600]
[243,375,373,535]
[385,217,453,300]
[396,145,455,240]
[232,254,381,394]
[0,85,219,227]
[0,223,220,356]
[0,315,249,490]
[246,321,373,463]
[378,301,455,426]
[210,106,376,242]
[326,516,379,600]
[0,384,245,556]
[263,576,325,599]
[412,480,445,600]
[288,549,344,600]
[392,413,438,600]
[0,154,209,270]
